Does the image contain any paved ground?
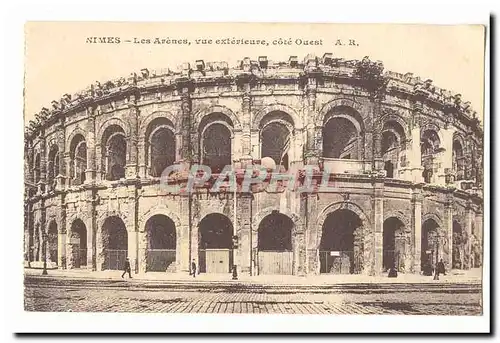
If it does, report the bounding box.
[24,276,482,315]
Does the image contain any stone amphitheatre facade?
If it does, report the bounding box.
[24,54,484,277]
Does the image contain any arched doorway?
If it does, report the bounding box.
[452,221,464,269]
[198,214,233,273]
[383,217,407,272]
[70,219,87,268]
[102,216,128,270]
[257,212,294,275]
[146,215,177,272]
[319,209,363,274]
[421,218,440,274]
[47,221,58,266]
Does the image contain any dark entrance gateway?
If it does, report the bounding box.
[319,209,363,274]
[198,214,233,273]
[257,213,294,275]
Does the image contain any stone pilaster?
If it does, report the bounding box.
[411,185,423,273]
[58,196,67,269]
[304,74,319,165]
[372,180,384,274]
[464,202,473,269]
[372,101,384,172]
[39,132,47,194]
[177,195,191,273]
[237,193,252,274]
[55,118,66,190]
[126,100,140,179]
[85,107,97,182]
[137,135,147,178]
[443,193,454,270]
[240,84,252,165]
[87,189,98,270]
[179,83,193,164]
[301,189,319,275]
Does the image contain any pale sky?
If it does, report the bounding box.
[24,22,485,123]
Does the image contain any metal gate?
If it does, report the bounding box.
[105,249,128,270]
[319,251,359,274]
[147,249,176,272]
[199,249,233,273]
[257,251,293,275]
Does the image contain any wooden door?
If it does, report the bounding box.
[257,251,293,275]
[205,249,231,273]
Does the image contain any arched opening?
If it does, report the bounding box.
[202,124,232,173]
[145,215,177,272]
[47,221,58,266]
[452,221,464,269]
[421,129,440,184]
[261,122,290,171]
[198,214,233,273]
[70,134,87,186]
[381,120,406,178]
[421,218,440,274]
[319,209,363,274]
[70,219,87,268]
[199,113,233,174]
[257,212,294,275]
[47,145,59,189]
[145,118,176,177]
[101,125,127,181]
[383,217,407,272]
[453,140,465,181]
[102,216,128,270]
[323,117,359,159]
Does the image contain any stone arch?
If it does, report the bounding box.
[316,98,365,128]
[139,110,179,137]
[97,210,130,233]
[316,201,370,233]
[453,132,466,151]
[380,110,410,139]
[383,210,411,231]
[65,126,87,149]
[194,105,241,131]
[251,207,301,232]
[96,117,131,145]
[420,123,444,148]
[422,212,443,229]
[138,205,181,232]
[195,208,234,228]
[252,103,302,131]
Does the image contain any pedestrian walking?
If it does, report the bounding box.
[436,258,446,276]
[191,259,197,278]
[121,257,132,279]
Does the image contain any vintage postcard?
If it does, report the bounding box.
[21,21,487,331]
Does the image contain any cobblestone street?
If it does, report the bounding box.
[24,276,482,315]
